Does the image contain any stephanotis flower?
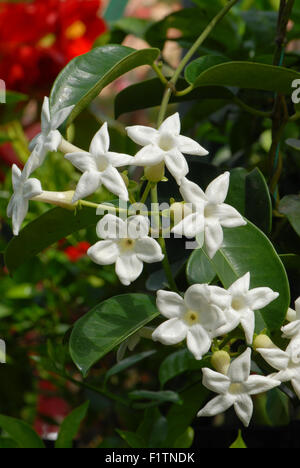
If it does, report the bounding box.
[152,285,230,360]
[27,97,74,175]
[172,172,246,258]
[198,348,280,427]
[87,214,164,286]
[7,164,43,236]
[126,113,208,185]
[216,272,279,344]
[256,338,300,399]
[65,123,132,203]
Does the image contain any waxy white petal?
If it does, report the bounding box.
[159,112,181,135]
[176,135,208,156]
[87,240,120,265]
[152,317,187,345]
[246,287,279,310]
[186,325,211,360]
[243,375,280,395]
[101,166,129,201]
[204,220,223,258]
[228,348,251,383]
[234,394,253,427]
[115,254,143,285]
[202,368,230,394]
[90,122,110,156]
[126,125,158,146]
[135,237,164,263]
[65,151,98,173]
[205,172,230,205]
[257,347,290,371]
[217,203,246,228]
[72,171,103,203]
[156,290,185,319]
[164,148,189,185]
[197,394,235,418]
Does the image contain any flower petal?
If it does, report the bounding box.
[45,129,62,152]
[176,135,208,156]
[41,97,51,133]
[152,317,187,345]
[115,253,144,285]
[228,348,251,383]
[156,290,186,319]
[204,220,223,259]
[234,394,253,427]
[244,375,280,395]
[205,172,230,205]
[202,368,230,394]
[228,272,250,296]
[72,171,103,203]
[246,287,279,310]
[90,122,110,156]
[217,203,246,228]
[256,347,290,371]
[240,310,255,344]
[164,148,189,185]
[127,215,150,239]
[50,104,75,131]
[23,178,42,200]
[186,325,212,360]
[135,237,164,263]
[87,240,119,265]
[180,177,206,207]
[12,197,29,236]
[101,166,129,201]
[172,212,204,239]
[106,151,134,168]
[65,151,97,173]
[133,145,164,167]
[197,394,234,418]
[159,113,181,135]
[96,214,126,240]
[126,125,158,146]
[291,377,300,399]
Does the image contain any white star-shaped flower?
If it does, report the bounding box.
[152,284,230,360]
[172,172,246,258]
[27,97,74,175]
[216,272,279,344]
[257,339,300,399]
[87,214,164,286]
[65,123,132,203]
[7,164,43,236]
[198,348,280,427]
[126,113,208,185]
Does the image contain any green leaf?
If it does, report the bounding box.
[286,138,300,151]
[0,438,20,448]
[50,45,160,127]
[104,350,156,385]
[187,221,290,332]
[186,248,216,286]
[103,0,130,22]
[184,55,230,84]
[69,294,159,376]
[230,430,247,448]
[115,429,146,449]
[185,61,300,94]
[0,415,45,449]
[279,195,300,237]
[245,168,272,234]
[173,427,195,449]
[115,77,234,118]
[159,349,210,388]
[129,390,182,405]
[4,203,114,273]
[55,402,89,449]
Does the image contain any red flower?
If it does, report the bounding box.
[64,241,91,262]
[0,0,107,94]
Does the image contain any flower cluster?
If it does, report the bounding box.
[7,101,295,429]
[0,0,106,94]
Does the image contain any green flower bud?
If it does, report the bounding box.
[253,334,275,350]
[211,350,231,375]
[144,162,165,183]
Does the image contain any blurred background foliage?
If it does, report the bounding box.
[0,0,300,448]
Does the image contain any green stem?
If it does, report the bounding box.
[233,96,272,118]
[140,181,152,204]
[152,62,169,86]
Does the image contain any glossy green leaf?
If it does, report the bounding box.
[245,168,272,234]
[187,221,290,331]
[55,402,89,449]
[129,390,182,405]
[115,429,146,449]
[115,77,234,118]
[50,45,160,126]
[230,430,247,448]
[186,248,216,286]
[103,0,130,22]
[104,350,156,385]
[173,427,195,449]
[0,415,45,449]
[279,195,300,237]
[69,294,159,376]
[159,349,210,388]
[185,61,300,94]
[5,206,99,273]
[184,55,230,84]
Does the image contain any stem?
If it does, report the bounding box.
[140,181,152,204]
[152,63,169,86]
[233,96,272,119]
[59,137,82,154]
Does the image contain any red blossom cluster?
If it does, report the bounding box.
[0,0,107,94]
[63,241,91,262]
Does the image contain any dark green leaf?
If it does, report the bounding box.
[159,349,210,388]
[115,429,146,449]
[230,430,247,448]
[55,402,89,449]
[50,45,160,126]
[245,168,272,234]
[184,55,230,84]
[129,390,182,405]
[103,0,130,22]
[0,415,45,449]
[104,350,156,385]
[279,195,300,237]
[69,294,159,376]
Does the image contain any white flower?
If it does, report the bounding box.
[27,97,74,175]
[198,348,280,427]
[257,340,300,399]
[87,214,164,286]
[65,123,132,203]
[117,327,154,362]
[7,164,42,236]
[126,113,208,185]
[172,172,246,258]
[217,272,279,344]
[281,297,300,345]
[152,284,230,360]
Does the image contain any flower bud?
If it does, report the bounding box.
[121,171,129,188]
[253,334,275,350]
[31,190,75,209]
[286,307,297,322]
[211,350,231,375]
[170,202,193,224]
[144,162,165,183]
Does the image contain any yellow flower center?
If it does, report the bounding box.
[65,21,87,40]
[229,383,243,394]
[184,309,200,326]
[158,133,175,152]
[231,296,246,311]
[119,238,136,252]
